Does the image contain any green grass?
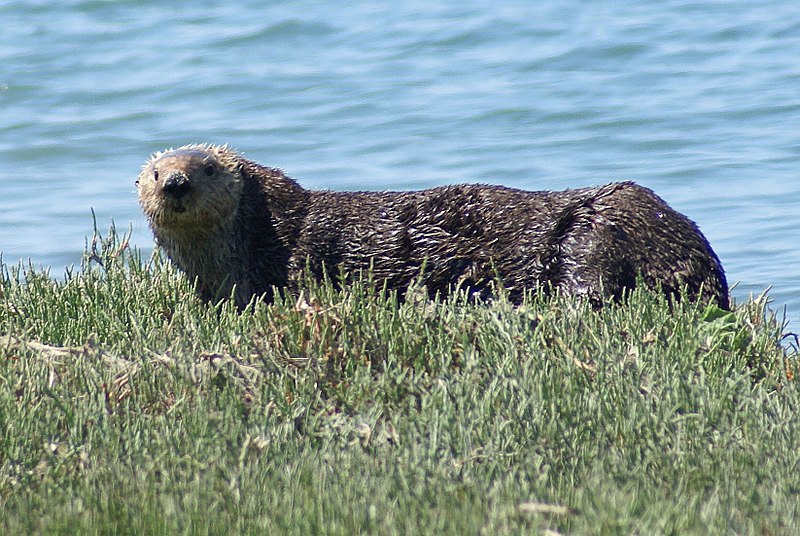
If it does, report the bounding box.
[1,227,798,534]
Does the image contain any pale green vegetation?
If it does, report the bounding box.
[0,228,798,534]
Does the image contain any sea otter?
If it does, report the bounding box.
[136,144,729,309]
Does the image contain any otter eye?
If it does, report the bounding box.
[153,170,159,181]
[203,164,215,176]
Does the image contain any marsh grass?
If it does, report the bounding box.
[0,227,798,534]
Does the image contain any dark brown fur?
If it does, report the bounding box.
[137,144,729,309]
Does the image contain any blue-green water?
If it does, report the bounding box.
[2,1,799,319]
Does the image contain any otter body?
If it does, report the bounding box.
[137,144,729,309]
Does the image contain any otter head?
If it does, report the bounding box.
[137,144,244,237]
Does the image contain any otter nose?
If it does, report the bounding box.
[162,172,191,199]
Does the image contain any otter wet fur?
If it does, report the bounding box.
[137,144,729,309]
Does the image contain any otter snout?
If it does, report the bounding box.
[162,171,191,199]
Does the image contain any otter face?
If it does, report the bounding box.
[137,145,244,234]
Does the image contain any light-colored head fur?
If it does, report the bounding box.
[136,143,244,236]
[137,143,309,306]
[136,144,249,302]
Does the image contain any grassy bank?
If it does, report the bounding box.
[1,228,798,534]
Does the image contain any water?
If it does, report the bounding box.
[2,1,799,321]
